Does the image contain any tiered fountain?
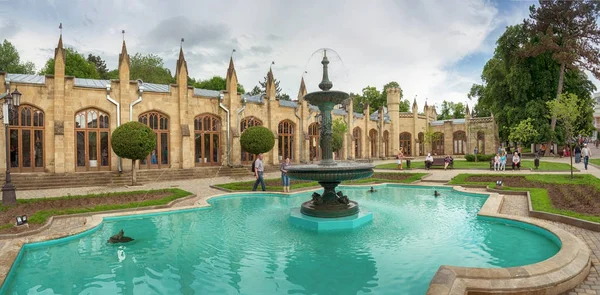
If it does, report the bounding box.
[287,50,375,230]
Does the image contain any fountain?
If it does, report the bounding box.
[287,50,374,229]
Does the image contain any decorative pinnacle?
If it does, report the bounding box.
[318,50,333,91]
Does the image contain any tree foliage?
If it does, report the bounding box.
[111,122,157,186]
[189,76,245,94]
[508,118,539,145]
[437,100,466,120]
[39,48,100,78]
[523,0,600,147]
[87,54,109,79]
[240,126,275,155]
[258,74,282,97]
[353,86,381,113]
[129,53,175,84]
[332,118,348,152]
[0,40,35,74]
[469,24,596,144]
[248,86,261,96]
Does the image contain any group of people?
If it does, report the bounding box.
[493,151,520,171]
[251,154,293,193]
[423,153,453,170]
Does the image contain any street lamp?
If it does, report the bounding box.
[2,87,21,206]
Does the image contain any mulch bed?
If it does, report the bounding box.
[0,191,171,234]
[465,176,600,216]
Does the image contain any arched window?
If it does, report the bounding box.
[383,130,389,157]
[353,127,362,159]
[399,132,412,156]
[139,111,169,169]
[432,132,444,155]
[453,131,466,155]
[308,122,320,161]
[278,120,295,161]
[418,132,424,156]
[9,105,44,172]
[477,131,485,154]
[240,116,263,164]
[369,129,378,158]
[75,109,110,171]
[194,114,221,166]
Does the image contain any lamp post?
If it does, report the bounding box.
[2,87,21,206]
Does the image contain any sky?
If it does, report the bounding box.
[0,0,598,110]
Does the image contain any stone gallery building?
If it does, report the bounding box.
[0,36,497,174]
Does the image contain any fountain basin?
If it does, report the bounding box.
[285,162,374,182]
[303,90,349,106]
[289,207,373,231]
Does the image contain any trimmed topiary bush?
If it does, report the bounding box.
[111,121,157,185]
[240,126,275,155]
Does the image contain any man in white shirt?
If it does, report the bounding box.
[582,144,592,170]
[252,153,266,191]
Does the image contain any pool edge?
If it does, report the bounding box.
[426,189,592,295]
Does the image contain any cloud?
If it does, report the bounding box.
[3,0,598,107]
[143,16,236,51]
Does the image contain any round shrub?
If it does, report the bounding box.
[111,121,157,160]
[240,126,275,155]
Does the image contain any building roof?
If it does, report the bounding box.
[243,93,265,103]
[6,73,45,85]
[279,99,298,108]
[430,118,466,126]
[332,109,347,116]
[193,88,220,98]
[354,112,364,118]
[143,82,170,93]
[74,78,110,89]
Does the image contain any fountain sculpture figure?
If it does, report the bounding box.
[286,50,374,218]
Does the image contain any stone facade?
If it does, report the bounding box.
[0,35,498,174]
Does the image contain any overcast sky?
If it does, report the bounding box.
[1,0,598,109]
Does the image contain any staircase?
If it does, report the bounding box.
[0,166,266,190]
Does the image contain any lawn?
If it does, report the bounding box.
[214,172,427,192]
[590,158,600,166]
[375,159,576,171]
[449,174,600,223]
[0,188,192,234]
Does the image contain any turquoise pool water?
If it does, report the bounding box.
[1,185,560,295]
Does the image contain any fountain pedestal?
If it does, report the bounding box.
[286,50,374,230]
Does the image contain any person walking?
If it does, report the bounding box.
[280,157,291,192]
[252,153,266,191]
[582,143,592,170]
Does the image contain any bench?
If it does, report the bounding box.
[425,157,453,169]
[489,154,520,170]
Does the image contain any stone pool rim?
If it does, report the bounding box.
[0,184,591,295]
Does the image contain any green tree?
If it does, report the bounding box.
[332,118,348,153]
[111,121,157,185]
[279,93,291,101]
[240,126,275,155]
[437,101,465,120]
[352,86,381,114]
[248,86,261,96]
[508,118,539,146]
[423,127,441,155]
[523,0,600,152]
[469,24,596,146]
[547,93,580,178]
[258,74,282,99]
[0,40,35,74]
[87,54,109,79]
[39,48,100,78]
[189,76,245,93]
[399,99,410,112]
[129,53,174,84]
